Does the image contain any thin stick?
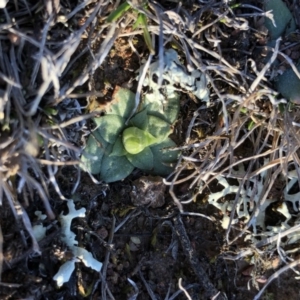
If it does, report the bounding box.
[178,278,192,300]
[173,215,226,299]
[0,225,3,282]
[101,216,116,300]
[254,258,300,300]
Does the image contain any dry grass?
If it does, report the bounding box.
[0,0,300,299]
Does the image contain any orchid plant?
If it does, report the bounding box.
[81,86,180,182]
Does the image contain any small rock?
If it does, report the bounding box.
[130,176,166,208]
[130,236,141,245]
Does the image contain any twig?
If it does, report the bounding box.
[114,209,142,233]
[255,224,300,248]
[0,224,3,282]
[178,278,192,300]
[249,37,281,93]
[167,284,200,300]
[139,269,157,300]
[253,258,300,300]
[101,216,116,300]
[126,51,153,123]
[180,211,215,222]
[173,215,226,299]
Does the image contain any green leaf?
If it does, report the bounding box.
[132,13,144,30]
[143,92,180,124]
[100,155,134,183]
[94,115,125,144]
[126,146,153,170]
[123,127,158,154]
[264,0,296,40]
[106,1,131,23]
[146,115,172,143]
[247,120,256,131]
[128,108,148,129]
[140,13,155,55]
[275,61,300,103]
[106,87,136,119]
[81,131,108,174]
[150,139,179,176]
[43,107,58,116]
[110,136,127,157]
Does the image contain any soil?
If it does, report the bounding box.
[2,169,299,299]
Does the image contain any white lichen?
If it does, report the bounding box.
[32,211,47,242]
[207,162,274,234]
[141,49,210,110]
[206,160,300,246]
[0,0,8,9]
[53,200,102,287]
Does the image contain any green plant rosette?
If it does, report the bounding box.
[264,0,296,40]
[263,1,300,105]
[275,61,300,104]
[81,87,180,182]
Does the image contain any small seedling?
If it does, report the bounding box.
[106,0,155,54]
